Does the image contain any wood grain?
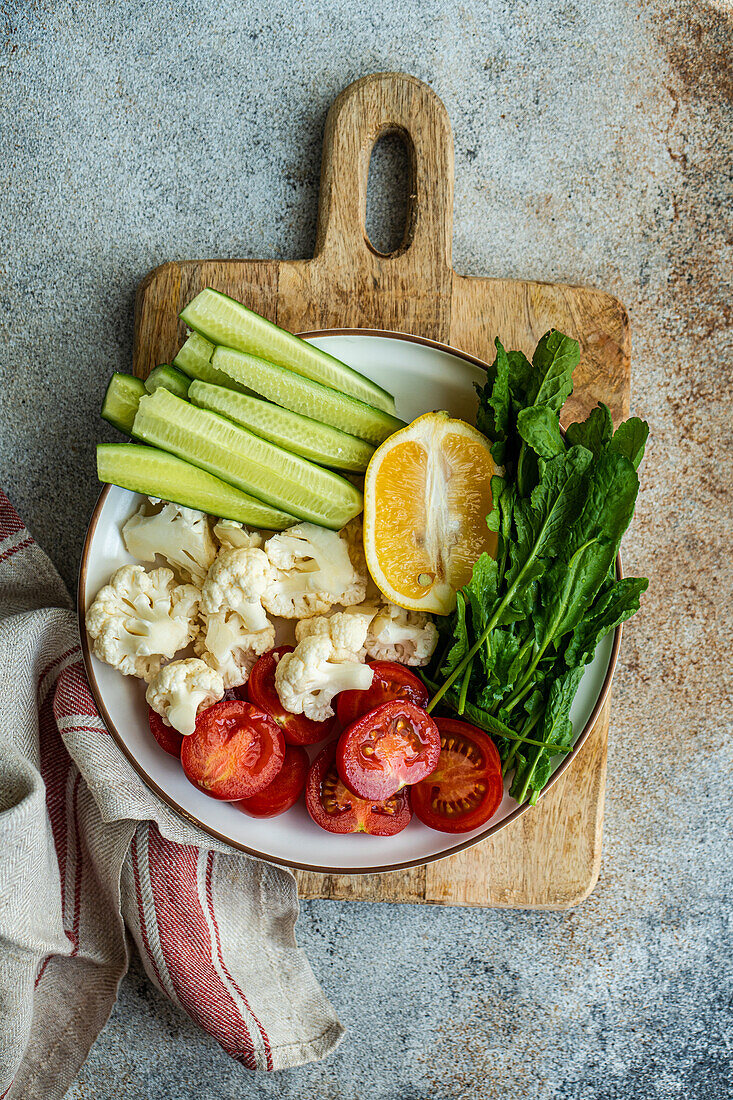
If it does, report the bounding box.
[133,72,630,909]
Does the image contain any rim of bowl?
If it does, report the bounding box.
[77,327,623,876]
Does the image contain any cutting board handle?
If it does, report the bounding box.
[314,73,454,279]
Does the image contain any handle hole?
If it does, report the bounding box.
[365,130,412,257]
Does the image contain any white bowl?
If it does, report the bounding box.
[78,330,619,874]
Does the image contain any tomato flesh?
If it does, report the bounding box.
[336,700,440,801]
[181,700,285,801]
[148,707,183,757]
[306,741,411,836]
[247,645,335,746]
[411,718,503,833]
[336,660,429,728]
[237,744,309,817]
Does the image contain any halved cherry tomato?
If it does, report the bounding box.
[411,718,503,833]
[336,661,429,728]
[306,741,411,835]
[181,700,284,801]
[247,646,336,746]
[336,700,441,801]
[237,744,309,818]
[148,707,183,757]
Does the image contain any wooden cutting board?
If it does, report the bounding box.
[133,72,630,909]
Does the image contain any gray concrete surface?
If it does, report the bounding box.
[2,0,732,1097]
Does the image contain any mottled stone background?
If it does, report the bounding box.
[1,0,731,1097]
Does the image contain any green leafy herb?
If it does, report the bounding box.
[440,591,469,678]
[425,329,649,804]
[565,402,613,456]
[609,417,649,470]
[516,406,566,459]
[528,330,580,412]
[564,576,648,667]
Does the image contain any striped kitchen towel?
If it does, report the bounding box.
[0,491,343,1099]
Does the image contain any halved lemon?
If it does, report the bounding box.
[363,411,497,615]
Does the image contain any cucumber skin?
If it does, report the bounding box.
[96,443,297,529]
[212,346,405,446]
[174,332,251,394]
[145,364,191,400]
[101,374,146,435]
[189,380,375,473]
[132,389,363,529]
[180,287,396,414]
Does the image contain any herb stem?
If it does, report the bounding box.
[517,440,527,496]
[457,656,473,715]
[500,676,536,716]
[514,754,540,804]
[502,710,542,776]
[450,702,564,752]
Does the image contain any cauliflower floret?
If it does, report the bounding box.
[86,565,200,681]
[263,523,367,619]
[196,609,275,689]
[275,635,374,723]
[146,658,224,736]
[294,605,375,661]
[366,603,438,667]
[213,519,263,551]
[202,547,272,633]
[123,499,217,586]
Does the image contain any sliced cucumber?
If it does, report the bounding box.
[173,331,251,394]
[145,364,191,400]
[101,374,146,434]
[212,346,404,446]
[132,388,363,529]
[97,443,296,529]
[188,380,375,473]
[180,287,396,414]
[172,330,214,374]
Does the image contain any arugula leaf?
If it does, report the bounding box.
[528,331,580,412]
[507,349,534,409]
[440,591,469,678]
[522,688,546,725]
[568,449,639,556]
[510,667,583,803]
[486,474,516,595]
[477,627,524,707]
[565,403,613,456]
[489,339,511,436]
[505,630,537,685]
[495,482,516,587]
[535,539,612,648]
[475,338,510,443]
[565,576,649,667]
[517,406,566,459]
[516,441,539,498]
[609,417,649,470]
[541,667,584,747]
[500,446,592,621]
[508,446,593,580]
[463,553,498,675]
[463,552,498,631]
[486,474,506,534]
[503,449,639,705]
